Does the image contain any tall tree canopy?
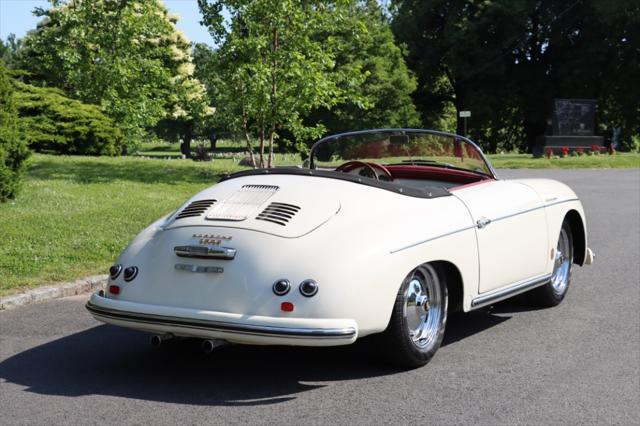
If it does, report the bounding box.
[198,0,369,167]
[307,0,421,132]
[16,0,211,145]
[392,0,639,152]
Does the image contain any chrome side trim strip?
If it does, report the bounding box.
[390,225,476,254]
[478,198,580,227]
[392,198,581,253]
[86,301,356,339]
[545,197,579,208]
[470,273,553,309]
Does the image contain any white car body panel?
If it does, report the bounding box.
[452,180,549,293]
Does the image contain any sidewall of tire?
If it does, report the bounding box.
[381,264,448,368]
[533,219,574,307]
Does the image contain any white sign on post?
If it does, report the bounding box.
[459,110,471,118]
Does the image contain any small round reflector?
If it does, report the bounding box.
[108,285,120,295]
[281,302,294,312]
[299,279,318,297]
[123,266,138,282]
[109,264,123,279]
[272,279,291,296]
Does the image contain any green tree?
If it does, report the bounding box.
[392,0,523,152]
[198,0,367,167]
[12,79,123,156]
[392,0,639,152]
[308,0,421,133]
[0,34,23,66]
[16,0,209,146]
[0,65,31,202]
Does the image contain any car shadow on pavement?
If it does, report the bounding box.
[0,310,511,406]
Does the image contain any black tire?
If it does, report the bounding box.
[531,218,574,307]
[377,263,448,368]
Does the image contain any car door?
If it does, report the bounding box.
[453,180,548,294]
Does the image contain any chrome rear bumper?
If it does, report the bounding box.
[86,293,358,346]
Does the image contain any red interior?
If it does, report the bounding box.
[385,165,491,186]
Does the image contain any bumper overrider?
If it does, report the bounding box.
[86,293,358,346]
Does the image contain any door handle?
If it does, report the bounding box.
[476,217,492,229]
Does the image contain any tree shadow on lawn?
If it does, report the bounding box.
[28,157,223,186]
[0,309,511,406]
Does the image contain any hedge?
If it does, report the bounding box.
[13,80,123,156]
[0,64,30,202]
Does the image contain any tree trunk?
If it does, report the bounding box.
[268,27,278,169]
[240,86,257,168]
[258,119,266,168]
[209,134,217,153]
[180,123,193,158]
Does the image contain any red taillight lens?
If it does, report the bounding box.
[281,302,294,312]
[108,285,120,295]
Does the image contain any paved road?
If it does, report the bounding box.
[1,169,639,425]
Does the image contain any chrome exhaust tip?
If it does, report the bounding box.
[150,334,173,348]
[201,339,226,354]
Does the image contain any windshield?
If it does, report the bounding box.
[309,129,495,178]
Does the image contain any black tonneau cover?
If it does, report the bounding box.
[220,168,451,199]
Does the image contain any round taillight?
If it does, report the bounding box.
[109,264,123,279]
[299,279,318,297]
[272,279,291,296]
[123,266,138,282]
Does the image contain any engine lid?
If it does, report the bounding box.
[164,175,341,238]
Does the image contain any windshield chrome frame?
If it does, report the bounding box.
[308,128,498,180]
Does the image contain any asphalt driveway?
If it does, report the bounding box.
[1,168,638,425]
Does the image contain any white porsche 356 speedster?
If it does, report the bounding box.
[87,129,593,367]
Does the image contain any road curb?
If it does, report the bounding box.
[0,275,107,311]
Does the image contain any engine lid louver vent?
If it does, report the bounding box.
[175,199,217,220]
[206,185,279,221]
[256,202,301,226]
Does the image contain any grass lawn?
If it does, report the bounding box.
[1,151,638,296]
[488,152,640,169]
[0,155,240,296]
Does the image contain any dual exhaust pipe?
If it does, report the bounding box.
[150,334,227,353]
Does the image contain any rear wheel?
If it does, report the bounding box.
[378,263,448,368]
[531,219,574,307]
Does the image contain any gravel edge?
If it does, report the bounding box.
[0,275,108,311]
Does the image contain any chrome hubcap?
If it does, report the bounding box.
[551,228,572,295]
[403,265,443,349]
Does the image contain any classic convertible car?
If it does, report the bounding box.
[87,129,594,367]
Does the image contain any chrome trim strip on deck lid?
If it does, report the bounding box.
[174,245,237,260]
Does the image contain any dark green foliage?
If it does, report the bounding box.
[392,0,640,152]
[12,80,123,156]
[0,34,22,66]
[0,64,30,202]
[308,1,421,133]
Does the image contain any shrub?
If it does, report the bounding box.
[0,65,31,202]
[546,148,554,158]
[560,146,570,157]
[12,80,123,156]
[590,144,601,155]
